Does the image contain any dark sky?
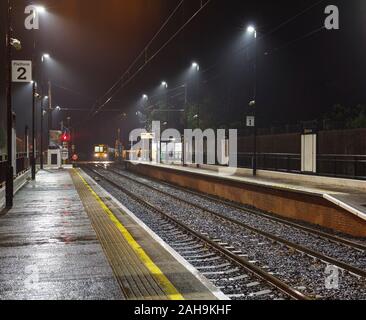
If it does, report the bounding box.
[1,0,366,158]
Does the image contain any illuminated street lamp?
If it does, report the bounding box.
[142,94,148,100]
[161,81,168,89]
[247,25,258,176]
[35,6,46,14]
[10,38,21,50]
[192,62,200,71]
[247,25,257,36]
[41,53,50,62]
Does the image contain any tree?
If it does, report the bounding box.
[325,104,366,129]
[348,105,366,129]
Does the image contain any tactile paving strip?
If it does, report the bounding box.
[70,169,183,300]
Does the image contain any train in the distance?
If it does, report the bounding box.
[93,144,116,161]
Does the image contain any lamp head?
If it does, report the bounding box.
[10,38,22,51]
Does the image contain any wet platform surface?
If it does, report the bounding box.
[0,169,220,300]
[0,169,123,300]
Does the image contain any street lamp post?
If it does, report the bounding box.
[40,97,44,169]
[31,80,37,180]
[5,1,22,208]
[190,62,200,129]
[48,80,52,134]
[160,81,169,126]
[40,54,50,169]
[247,25,258,176]
[5,0,13,208]
[31,6,46,179]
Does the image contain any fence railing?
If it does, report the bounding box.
[317,154,366,180]
[186,152,366,180]
[0,160,6,185]
[237,153,302,173]
[161,151,183,163]
[0,153,31,186]
[129,149,366,181]
[238,153,366,179]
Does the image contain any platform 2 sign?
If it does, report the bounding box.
[12,60,32,83]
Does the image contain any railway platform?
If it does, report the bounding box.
[0,168,222,300]
[125,161,366,238]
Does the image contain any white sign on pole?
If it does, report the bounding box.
[61,149,69,161]
[141,132,155,140]
[12,60,32,82]
[246,116,255,127]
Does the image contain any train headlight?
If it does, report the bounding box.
[94,153,99,158]
[103,153,108,159]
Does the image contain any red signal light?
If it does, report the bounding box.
[61,133,71,142]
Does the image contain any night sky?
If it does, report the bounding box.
[1,0,366,159]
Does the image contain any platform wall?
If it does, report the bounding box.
[126,162,366,238]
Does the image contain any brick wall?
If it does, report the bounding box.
[127,162,366,237]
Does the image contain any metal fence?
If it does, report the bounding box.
[237,153,301,173]
[0,160,6,185]
[0,153,30,186]
[194,152,366,180]
[238,153,366,180]
[317,154,366,180]
[16,153,30,175]
[161,151,183,163]
[128,147,366,180]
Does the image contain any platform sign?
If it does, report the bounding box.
[61,149,69,161]
[12,60,32,82]
[246,116,255,127]
[141,132,155,140]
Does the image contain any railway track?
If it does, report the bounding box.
[102,165,366,279]
[84,165,309,300]
[114,165,366,252]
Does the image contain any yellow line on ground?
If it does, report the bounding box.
[75,169,184,301]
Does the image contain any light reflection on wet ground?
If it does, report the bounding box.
[0,170,123,300]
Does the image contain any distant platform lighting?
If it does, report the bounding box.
[142,94,148,100]
[42,53,50,62]
[36,6,46,13]
[161,81,168,88]
[192,62,200,71]
[247,25,257,38]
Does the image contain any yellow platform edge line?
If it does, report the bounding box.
[75,169,185,301]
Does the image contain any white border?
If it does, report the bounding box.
[324,194,366,222]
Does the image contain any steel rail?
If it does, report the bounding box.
[106,165,366,279]
[116,164,366,252]
[86,165,310,300]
